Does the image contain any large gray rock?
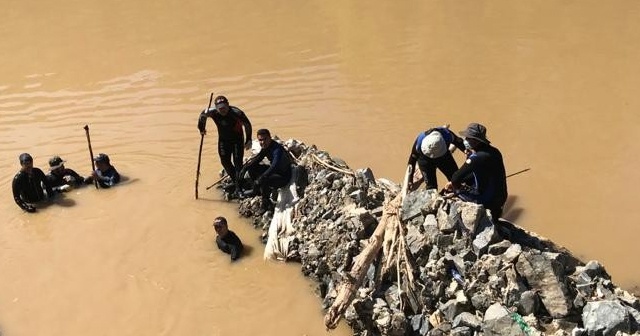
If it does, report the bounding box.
[516,251,572,318]
[458,201,485,234]
[439,299,470,322]
[472,217,500,256]
[409,314,430,336]
[437,206,458,233]
[406,224,429,257]
[582,300,630,336]
[503,267,528,308]
[502,243,522,264]
[401,189,440,221]
[626,306,640,332]
[488,240,512,255]
[482,303,525,336]
[518,290,541,316]
[484,302,510,320]
[452,312,481,331]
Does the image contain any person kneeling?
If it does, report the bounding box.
[239,129,292,212]
[213,217,243,261]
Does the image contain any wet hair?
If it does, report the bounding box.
[94,153,110,165]
[213,216,227,228]
[257,129,271,137]
[214,96,228,105]
[19,153,33,164]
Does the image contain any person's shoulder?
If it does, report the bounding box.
[231,106,249,117]
[12,170,24,180]
[65,168,79,174]
[228,230,242,241]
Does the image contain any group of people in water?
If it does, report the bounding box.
[12,152,120,213]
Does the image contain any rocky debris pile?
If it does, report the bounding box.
[230,139,640,336]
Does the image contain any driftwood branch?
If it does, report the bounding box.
[324,166,412,329]
[324,193,403,329]
[311,153,355,176]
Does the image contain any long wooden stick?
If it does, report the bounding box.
[195,93,214,199]
[324,166,412,329]
[83,125,99,189]
[206,173,227,190]
[506,168,530,178]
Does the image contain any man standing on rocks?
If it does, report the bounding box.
[197,95,252,188]
[445,123,507,221]
[407,125,466,190]
[241,129,292,212]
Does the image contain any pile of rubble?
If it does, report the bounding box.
[230,139,640,336]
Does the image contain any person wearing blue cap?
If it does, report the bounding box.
[407,125,466,190]
[12,153,54,213]
[445,123,508,222]
[86,153,121,188]
[197,95,252,187]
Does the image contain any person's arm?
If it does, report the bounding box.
[234,108,253,148]
[258,146,283,180]
[12,175,35,212]
[36,169,54,198]
[67,169,85,186]
[442,128,465,152]
[407,138,419,169]
[449,153,482,190]
[197,108,213,134]
[227,232,243,261]
[216,236,231,254]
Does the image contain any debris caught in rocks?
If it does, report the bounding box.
[220,138,640,336]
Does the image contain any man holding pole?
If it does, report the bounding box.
[197,95,252,188]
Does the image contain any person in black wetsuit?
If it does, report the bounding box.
[407,126,466,190]
[445,123,508,222]
[197,95,252,185]
[12,153,54,213]
[213,216,243,261]
[46,156,86,193]
[86,153,121,188]
[241,129,292,212]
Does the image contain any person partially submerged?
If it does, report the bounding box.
[46,155,86,192]
[213,216,244,261]
[86,153,121,188]
[12,153,54,213]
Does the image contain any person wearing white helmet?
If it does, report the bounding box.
[407,126,465,190]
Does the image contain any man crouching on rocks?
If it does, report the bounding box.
[214,217,243,261]
[240,129,292,213]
